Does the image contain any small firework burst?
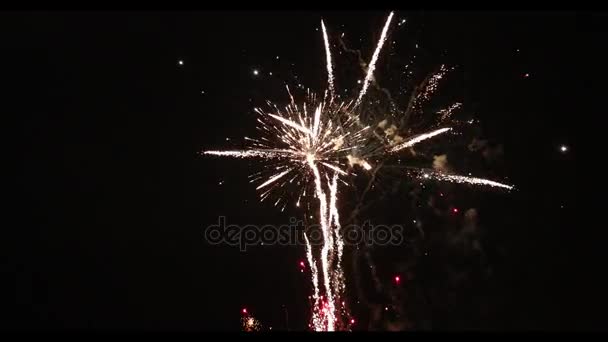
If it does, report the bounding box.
[241,314,262,332]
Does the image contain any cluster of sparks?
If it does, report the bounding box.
[241,311,262,332]
[417,64,449,106]
[436,102,462,125]
[203,11,513,331]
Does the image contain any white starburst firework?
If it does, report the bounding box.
[202,11,513,331]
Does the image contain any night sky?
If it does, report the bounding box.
[8,11,590,331]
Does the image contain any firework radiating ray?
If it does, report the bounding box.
[321,20,335,98]
[389,127,452,152]
[203,150,293,159]
[269,113,313,135]
[355,11,394,108]
[320,162,348,176]
[256,169,292,190]
[418,171,514,190]
[313,106,322,141]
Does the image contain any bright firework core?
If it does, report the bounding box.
[202,11,514,331]
[306,153,316,163]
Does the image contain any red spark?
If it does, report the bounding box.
[242,308,247,314]
[452,208,459,214]
[350,318,355,324]
[299,261,305,267]
[394,275,401,283]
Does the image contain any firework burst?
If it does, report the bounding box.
[202,11,513,331]
[242,314,262,332]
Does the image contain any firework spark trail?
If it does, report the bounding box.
[325,173,339,281]
[269,113,313,135]
[203,150,293,159]
[304,233,323,331]
[307,156,336,331]
[326,176,336,289]
[320,162,349,176]
[313,105,322,142]
[321,20,335,98]
[355,11,394,108]
[256,169,292,190]
[418,171,514,190]
[328,172,346,323]
[388,127,452,152]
